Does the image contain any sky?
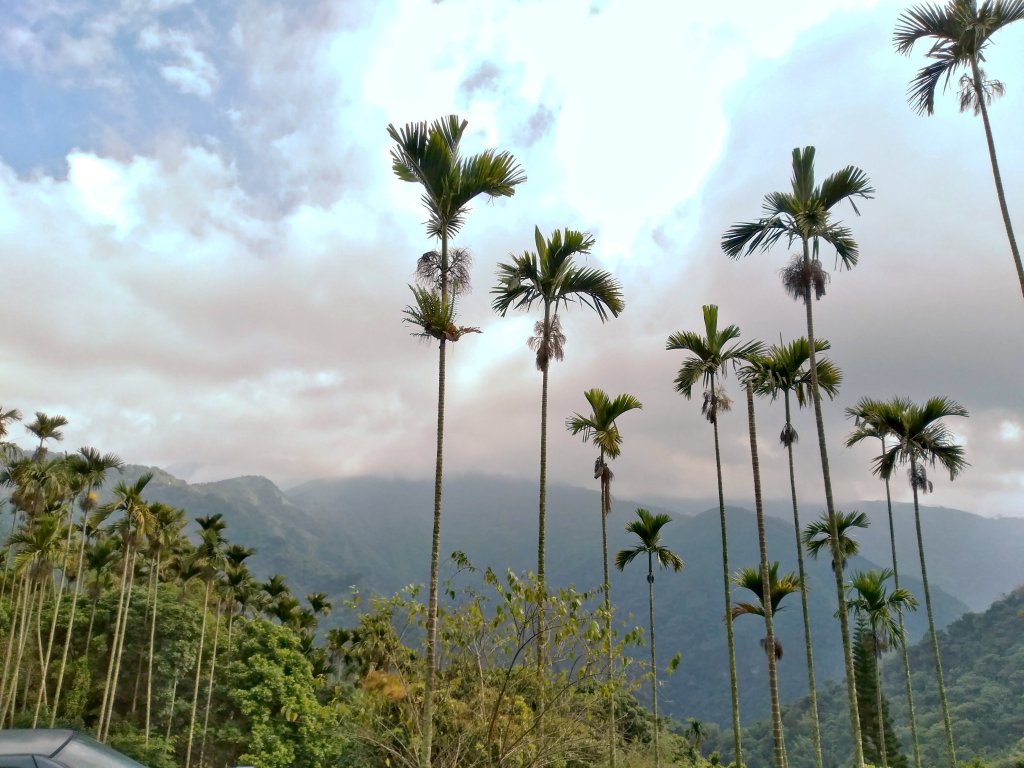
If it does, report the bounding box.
[1,0,1022,518]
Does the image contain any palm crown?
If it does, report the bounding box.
[388,115,525,241]
[667,304,764,408]
[614,508,683,573]
[894,0,1024,115]
[493,227,623,369]
[722,147,874,270]
[847,568,918,653]
[845,396,969,489]
[566,388,643,462]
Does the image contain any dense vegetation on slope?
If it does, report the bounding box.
[722,587,1024,768]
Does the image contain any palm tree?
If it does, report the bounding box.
[846,398,925,768]
[736,378,785,768]
[49,447,123,727]
[0,407,22,460]
[96,473,153,741]
[748,337,841,768]
[143,501,186,743]
[493,227,624,594]
[389,115,525,768]
[566,387,641,768]
[847,568,918,768]
[894,0,1024,299]
[25,412,69,460]
[614,508,682,768]
[723,146,874,768]
[847,396,969,768]
[185,522,226,768]
[667,304,761,766]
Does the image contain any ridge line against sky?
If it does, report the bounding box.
[0,0,1021,517]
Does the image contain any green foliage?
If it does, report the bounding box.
[220,619,346,768]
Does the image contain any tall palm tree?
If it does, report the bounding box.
[96,473,153,741]
[667,304,762,766]
[566,387,642,768]
[894,0,1024,299]
[723,146,874,768]
[143,501,186,743]
[389,115,525,768]
[737,378,785,768]
[49,447,123,727]
[847,568,918,768]
[614,508,682,768]
[748,337,841,768]
[185,523,226,768]
[846,399,925,768]
[493,226,624,594]
[847,396,968,768]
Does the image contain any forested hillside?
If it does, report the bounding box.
[727,587,1024,768]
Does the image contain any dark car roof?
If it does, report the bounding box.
[0,729,74,756]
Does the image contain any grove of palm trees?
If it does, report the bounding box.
[1,2,1022,768]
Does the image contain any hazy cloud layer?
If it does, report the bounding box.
[0,0,1021,518]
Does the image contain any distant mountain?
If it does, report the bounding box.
[107,467,1020,727]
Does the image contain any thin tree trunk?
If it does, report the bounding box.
[746,383,785,768]
[535,308,551,760]
[34,509,76,726]
[600,455,615,768]
[710,376,742,766]
[420,228,452,768]
[883,462,921,768]
[971,56,1024,300]
[911,476,957,768]
[874,648,889,768]
[802,241,864,768]
[102,547,139,741]
[0,573,28,717]
[98,545,132,739]
[647,552,660,768]
[51,518,91,727]
[2,577,36,724]
[199,597,223,765]
[165,672,179,742]
[783,392,823,768]
[145,550,163,744]
[184,579,211,768]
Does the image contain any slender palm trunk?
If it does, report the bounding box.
[1,576,34,724]
[0,573,27,716]
[145,550,163,743]
[783,393,823,768]
[165,672,179,741]
[422,228,452,768]
[746,383,785,768]
[534,304,552,761]
[710,376,742,766]
[970,57,1024,299]
[883,462,921,768]
[802,242,864,768]
[911,473,956,768]
[199,598,223,765]
[874,647,889,768]
[599,451,615,768]
[34,511,76,726]
[51,519,91,727]
[98,545,132,739]
[102,547,138,741]
[646,552,660,768]
[184,579,212,768]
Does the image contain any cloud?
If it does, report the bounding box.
[0,0,1022,521]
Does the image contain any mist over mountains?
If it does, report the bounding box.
[121,466,1024,726]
